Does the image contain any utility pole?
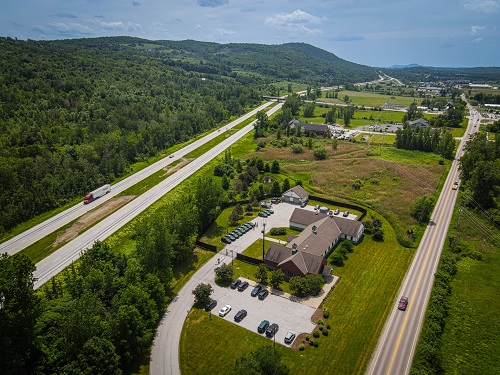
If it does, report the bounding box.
[261,222,266,260]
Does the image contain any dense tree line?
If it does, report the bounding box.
[395,125,456,159]
[0,37,260,234]
[459,131,500,212]
[0,176,226,374]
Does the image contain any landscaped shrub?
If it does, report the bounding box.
[313,330,320,338]
[299,344,305,351]
[313,341,319,347]
[327,324,331,329]
[323,307,330,318]
[270,227,287,236]
[322,328,329,336]
[305,335,310,342]
[318,318,324,325]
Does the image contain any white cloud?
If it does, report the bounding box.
[470,25,485,35]
[461,0,500,12]
[94,20,141,32]
[265,9,323,34]
[473,37,483,43]
[216,28,235,36]
[34,22,93,36]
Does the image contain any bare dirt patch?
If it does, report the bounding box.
[53,196,135,248]
[164,158,193,175]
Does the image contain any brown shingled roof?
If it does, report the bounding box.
[283,185,309,200]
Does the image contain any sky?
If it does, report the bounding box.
[1,0,499,68]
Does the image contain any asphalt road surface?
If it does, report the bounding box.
[366,103,479,375]
[0,101,274,256]
[33,103,283,289]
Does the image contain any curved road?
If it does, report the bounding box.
[33,103,283,289]
[366,103,481,375]
[0,102,274,256]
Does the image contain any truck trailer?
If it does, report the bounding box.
[83,184,111,204]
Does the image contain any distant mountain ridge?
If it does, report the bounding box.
[45,36,379,86]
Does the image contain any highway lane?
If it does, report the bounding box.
[0,101,274,256]
[366,103,478,375]
[33,103,283,289]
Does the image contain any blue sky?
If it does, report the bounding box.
[1,0,499,67]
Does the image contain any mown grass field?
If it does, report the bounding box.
[180,223,414,375]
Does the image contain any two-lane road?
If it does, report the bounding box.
[367,103,478,375]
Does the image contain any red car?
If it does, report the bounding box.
[398,296,409,311]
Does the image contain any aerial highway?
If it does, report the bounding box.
[0,101,274,256]
[33,103,283,289]
[366,103,480,375]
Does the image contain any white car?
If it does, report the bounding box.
[284,331,296,344]
[218,305,231,317]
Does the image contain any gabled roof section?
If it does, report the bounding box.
[288,217,341,257]
[289,208,363,239]
[283,185,309,200]
[333,216,364,237]
[265,243,291,264]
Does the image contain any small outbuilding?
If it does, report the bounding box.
[282,185,309,205]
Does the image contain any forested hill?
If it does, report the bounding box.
[0,36,376,234]
[45,36,378,86]
[380,65,500,83]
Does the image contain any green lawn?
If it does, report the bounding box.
[180,220,414,374]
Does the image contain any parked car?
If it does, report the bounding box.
[239,226,249,233]
[258,211,268,218]
[334,209,340,215]
[230,231,240,238]
[251,284,262,297]
[245,222,255,228]
[234,228,244,236]
[205,299,217,312]
[300,201,308,207]
[266,323,279,337]
[242,223,252,230]
[227,233,236,241]
[266,209,274,214]
[234,309,247,322]
[221,236,231,244]
[238,281,249,291]
[258,290,269,300]
[218,305,231,317]
[343,211,349,217]
[169,154,174,158]
[284,331,296,344]
[398,296,409,311]
[230,279,241,289]
[258,320,270,333]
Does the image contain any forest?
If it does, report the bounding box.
[0,37,262,234]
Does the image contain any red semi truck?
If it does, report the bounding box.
[83,184,111,204]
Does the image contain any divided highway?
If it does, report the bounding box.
[33,103,283,289]
[0,102,274,256]
[366,103,480,375]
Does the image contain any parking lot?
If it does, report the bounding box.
[207,277,316,347]
[200,201,357,346]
